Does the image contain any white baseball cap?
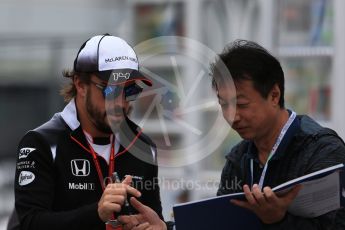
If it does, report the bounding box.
[73,34,152,86]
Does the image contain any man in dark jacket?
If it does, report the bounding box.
[108,40,345,229]
[11,34,166,230]
[211,39,345,229]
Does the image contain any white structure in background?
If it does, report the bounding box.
[0,0,344,226]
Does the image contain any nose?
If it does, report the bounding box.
[113,93,125,104]
[226,106,240,126]
[222,104,239,125]
[233,109,240,124]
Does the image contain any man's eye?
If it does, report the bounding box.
[237,103,249,108]
[103,86,114,96]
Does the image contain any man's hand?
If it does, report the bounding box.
[118,197,167,230]
[98,175,141,222]
[231,184,301,224]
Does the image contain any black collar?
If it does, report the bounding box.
[93,137,111,145]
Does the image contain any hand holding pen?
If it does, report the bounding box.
[97,173,141,225]
[113,172,133,215]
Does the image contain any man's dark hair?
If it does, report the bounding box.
[210,39,285,108]
[60,70,91,102]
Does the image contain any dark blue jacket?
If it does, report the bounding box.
[217,115,345,229]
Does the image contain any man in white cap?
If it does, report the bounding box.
[13,34,165,230]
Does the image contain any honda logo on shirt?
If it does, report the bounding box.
[71,159,90,176]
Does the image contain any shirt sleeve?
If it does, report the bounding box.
[15,131,104,230]
[266,134,345,229]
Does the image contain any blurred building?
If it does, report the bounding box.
[1,0,345,228]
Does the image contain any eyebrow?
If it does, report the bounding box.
[90,77,107,85]
[217,94,246,101]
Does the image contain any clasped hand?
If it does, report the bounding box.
[98,175,141,222]
[118,197,167,230]
[231,184,301,224]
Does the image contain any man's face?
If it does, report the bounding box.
[85,75,130,134]
[217,79,277,141]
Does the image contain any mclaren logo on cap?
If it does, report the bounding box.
[113,72,130,81]
[105,56,138,63]
[71,159,90,176]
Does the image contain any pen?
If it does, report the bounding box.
[113,172,132,215]
[106,172,132,227]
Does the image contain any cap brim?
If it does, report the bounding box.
[97,69,152,86]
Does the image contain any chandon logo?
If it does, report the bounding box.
[18,171,35,186]
[70,159,90,176]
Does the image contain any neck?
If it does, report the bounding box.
[75,97,110,138]
[254,109,289,165]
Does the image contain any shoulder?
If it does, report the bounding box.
[19,113,69,160]
[120,118,157,163]
[298,115,329,135]
[296,115,345,172]
[297,115,344,146]
[122,117,156,148]
[138,131,156,148]
[33,112,69,137]
[29,113,69,148]
[21,112,67,141]
[225,140,250,161]
[221,140,250,178]
[136,129,157,162]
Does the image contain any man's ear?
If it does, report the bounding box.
[74,75,87,97]
[269,84,281,106]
